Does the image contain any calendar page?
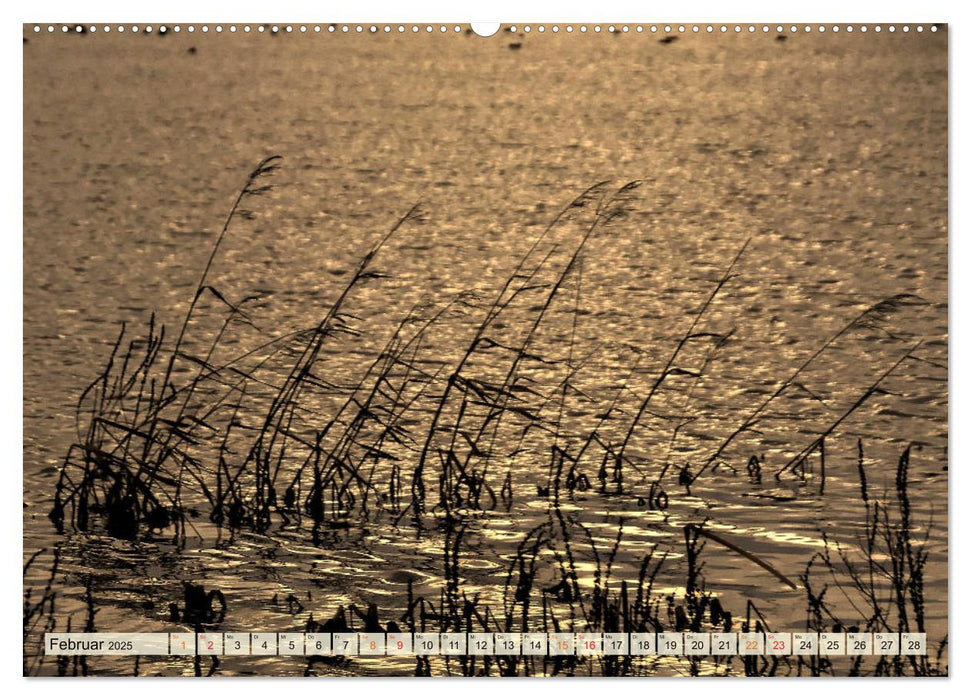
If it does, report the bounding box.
[22,18,948,678]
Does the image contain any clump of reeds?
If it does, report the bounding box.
[801,443,946,676]
[49,165,648,538]
[23,549,59,675]
[23,550,99,677]
[50,157,931,545]
[50,156,287,540]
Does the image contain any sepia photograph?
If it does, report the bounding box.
[22,17,948,677]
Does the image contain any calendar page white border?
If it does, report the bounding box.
[4,0,964,695]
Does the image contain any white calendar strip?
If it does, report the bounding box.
[45,632,928,657]
[44,633,170,655]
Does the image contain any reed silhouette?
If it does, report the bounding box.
[37,158,944,677]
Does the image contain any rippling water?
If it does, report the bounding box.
[23,27,947,676]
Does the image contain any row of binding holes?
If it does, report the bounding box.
[31,24,941,34]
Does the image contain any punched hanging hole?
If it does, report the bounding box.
[469,22,499,36]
